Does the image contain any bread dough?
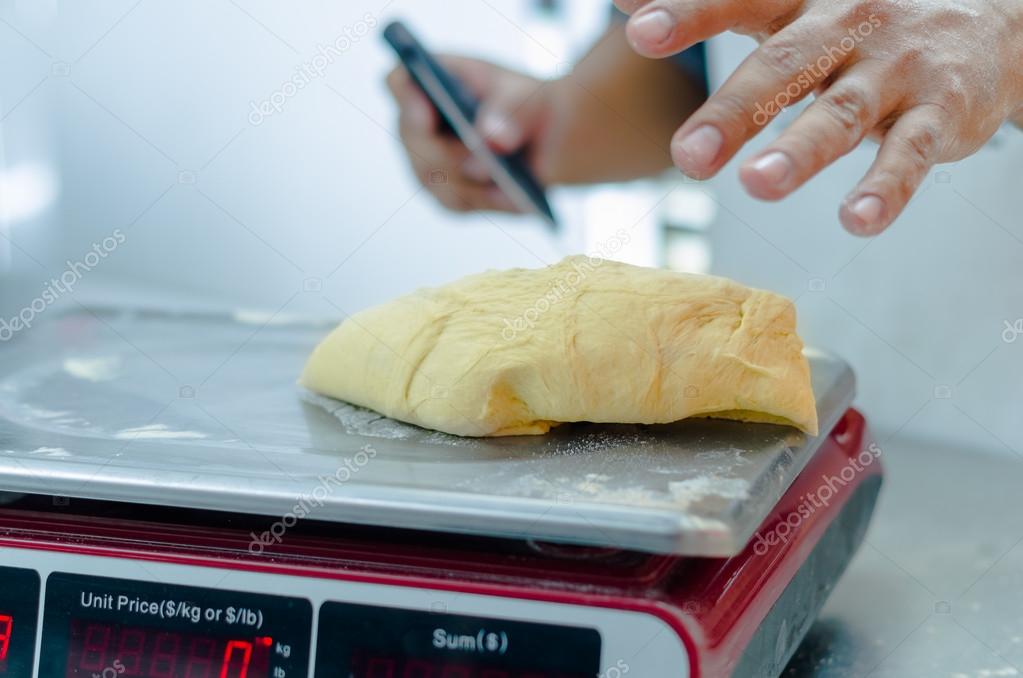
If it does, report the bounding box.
[300,256,818,437]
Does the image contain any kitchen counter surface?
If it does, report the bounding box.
[785,433,1023,677]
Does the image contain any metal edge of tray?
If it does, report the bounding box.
[0,382,857,558]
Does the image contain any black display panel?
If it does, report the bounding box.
[40,572,312,678]
[0,565,40,677]
[315,601,601,677]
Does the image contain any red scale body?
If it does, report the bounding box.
[0,409,878,678]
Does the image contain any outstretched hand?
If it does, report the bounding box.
[615,0,1023,235]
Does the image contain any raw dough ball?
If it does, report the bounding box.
[301,256,818,436]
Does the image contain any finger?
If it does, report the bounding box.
[427,176,522,214]
[400,116,468,167]
[476,81,549,154]
[461,155,493,183]
[670,23,853,179]
[740,59,900,200]
[384,64,409,99]
[625,0,743,58]
[388,65,437,133]
[839,104,949,236]
[436,56,499,95]
[405,132,499,190]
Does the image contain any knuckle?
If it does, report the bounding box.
[898,124,941,169]
[916,102,954,131]
[841,0,894,26]
[756,39,809,78]
[818,85,875,138]
[934,85,969,117]
[893,47,925,73]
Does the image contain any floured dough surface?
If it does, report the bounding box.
[300,256,818,437]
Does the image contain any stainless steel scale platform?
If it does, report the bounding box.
[0,307,854,556]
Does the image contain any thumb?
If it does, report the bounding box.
[475,83,545,154]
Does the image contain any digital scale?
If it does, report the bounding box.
[0,309,881,677]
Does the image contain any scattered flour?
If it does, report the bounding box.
[669,476,751,510]
[301,390,431,440]
[63,356,121,383]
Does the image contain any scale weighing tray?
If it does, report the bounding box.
[0,308,854,557]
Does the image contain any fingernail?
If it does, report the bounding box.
[462,156,489,182]
[674,125,723,177]
[750,151,792,186]
[843,194,886,234]
[630,9,674,47]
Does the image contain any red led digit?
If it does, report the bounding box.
[0,614,11,662]
[116,627,146,674]
[219,640,253,678]
[149,632,182,678]
[79,622,112,671]
[184,636,217,678]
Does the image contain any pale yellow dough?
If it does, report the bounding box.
[300,256,818,437]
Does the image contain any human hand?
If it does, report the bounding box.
[615,0,1023,235]
[386,56,556,214]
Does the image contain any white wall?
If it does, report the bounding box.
[9,0,614,317]
[0,0,60,291]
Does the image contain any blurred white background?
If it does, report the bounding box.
[0,0,1020,457]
